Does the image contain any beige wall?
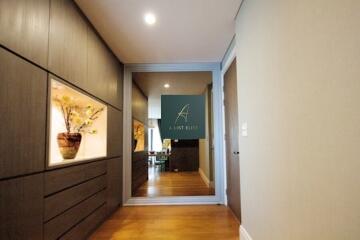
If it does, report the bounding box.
[199,86,211,181]
[235,0,360,239]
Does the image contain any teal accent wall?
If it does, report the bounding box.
[161,95,205,139]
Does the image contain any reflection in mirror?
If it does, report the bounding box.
[131,72,215,197]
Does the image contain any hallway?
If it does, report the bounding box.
[1,0,360,239]
[133,166,215,197]
[89,205,239,240]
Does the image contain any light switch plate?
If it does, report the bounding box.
[241,122,248,137]
[242,130,248,137]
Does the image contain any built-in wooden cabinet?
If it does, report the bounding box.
[44,190,106,240]
[107,157,123,214]
[48,0,88,87]
[87,29,106,99]
[0,174,44,240]
[171,140,199,171]
[108,107,123,158]
[0,48,47,179]
[44,161,107,195]
[0,0,50,68]
[59,204,107,240]
[132,152,148,195]
[0,0,124,237]
[48,0,123,109]
[116,64,124,108]
[87,28,123,109]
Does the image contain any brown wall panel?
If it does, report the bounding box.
[108,107,123,158]
[107,157,123,214]
[0,174,43,240]
[0,0,49,67]
[0,48,47,179]
[45,161,106,195]
[105,53,122,108]
[116,63,124,108]
[48,0,88,87]
[87,29,123,109]
[44,190,106,240]
[44,175,106,221]
[87,29,108,101]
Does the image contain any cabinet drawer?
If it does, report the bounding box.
[44,175,106,221]
[44,190,106,240]
[45,161,106,195]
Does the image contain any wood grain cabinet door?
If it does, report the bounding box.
[87,29,108,100]
[48,0,88,87]
[0,0,50,68]
[107,106,123,158]
[104,52,122,109]
[116,63,124,109]
[87,29,122,108]
[0,174,44,240]
[107,157,123,214]
[0,48,47,179]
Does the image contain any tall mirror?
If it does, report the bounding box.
[131,71,215,197]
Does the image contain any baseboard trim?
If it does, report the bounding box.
[198,168,210,187]
[240,225,252,240]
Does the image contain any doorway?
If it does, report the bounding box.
[223,58,241,221]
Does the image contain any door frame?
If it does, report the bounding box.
[122,62,226,205]
[221,37,237,206]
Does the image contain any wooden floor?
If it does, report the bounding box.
[89,205,240,240]
[133,166,215,197]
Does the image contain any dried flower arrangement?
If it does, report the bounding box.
[53,95,104,159]
[53,95,104,134]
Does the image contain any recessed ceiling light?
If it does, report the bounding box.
[164,83,170,88]
[144,13,156,25]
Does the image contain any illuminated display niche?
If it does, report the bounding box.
[49,79,107,166]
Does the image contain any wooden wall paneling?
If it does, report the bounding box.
[44,190,106,240]
[87,26,123,109]
[107,106,123,158]
[44,161,106,195]
[107,157,122,214]
[44,175,106,221]
[105,52,121,108]
[59,204,107,240]
[0,0,49,68]
[0,174,44,240]
[48,0,87,87]
[116,63,124,109]
[87,28,108,101]
[0,48,47,179]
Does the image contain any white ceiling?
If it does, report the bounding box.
[75,0,241,64]
[133,72,212,118]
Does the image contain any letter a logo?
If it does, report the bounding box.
[175,104,190,124]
